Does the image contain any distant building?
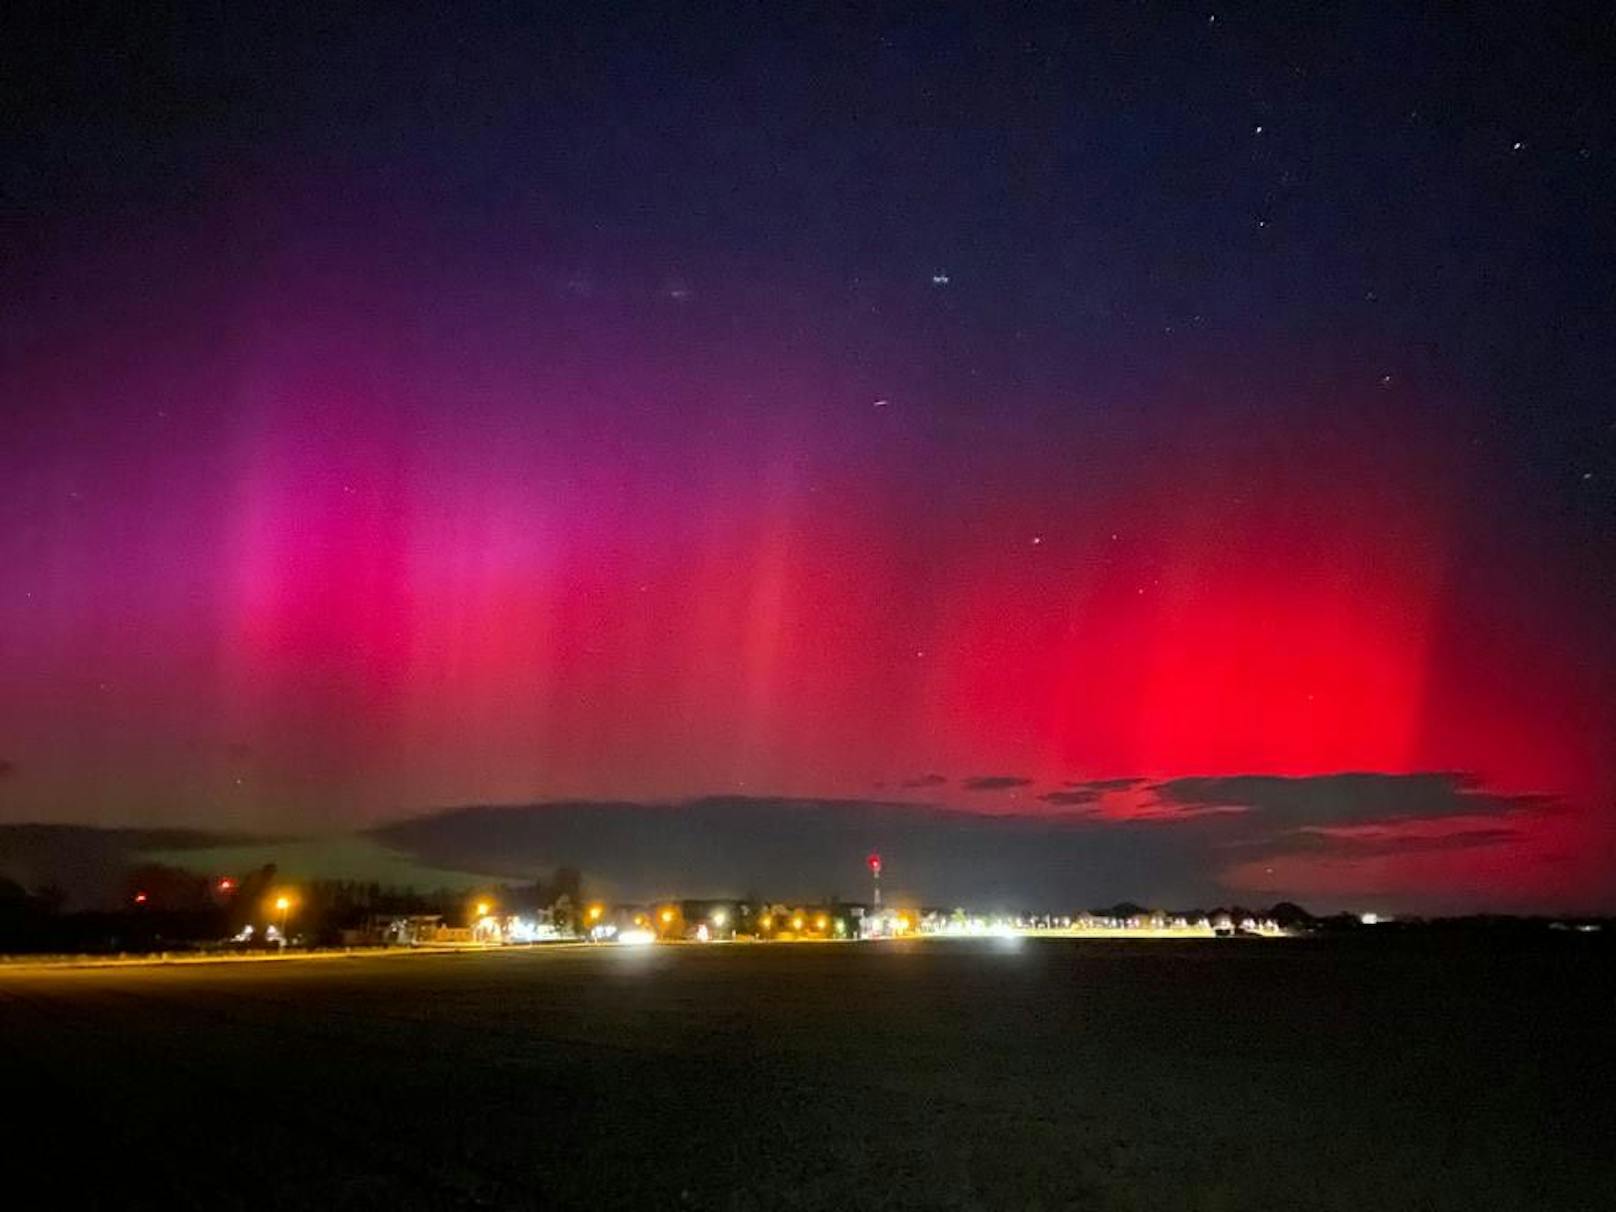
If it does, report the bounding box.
[341,914,445,947]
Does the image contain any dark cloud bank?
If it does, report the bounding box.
[1156,772,1541,827]
[373,796,1210,908]
[370,772,1546,911]
[960,776,1034,792]
[0,773,1550,912]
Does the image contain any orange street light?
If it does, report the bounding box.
[587,904,604,921]
[660,908,675,925]
[792,915,804,931]
[272,893,295,942]
[815,915,829,931]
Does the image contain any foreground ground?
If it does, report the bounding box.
[2,937,1611,1210]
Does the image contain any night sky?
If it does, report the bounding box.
[3,4,1613,910]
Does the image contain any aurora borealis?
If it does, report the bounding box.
[3,4,1612,910]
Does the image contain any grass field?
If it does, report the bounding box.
[2,937,1611,1210]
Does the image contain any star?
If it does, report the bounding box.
[929,271,950,286]
[1030,535,1043,545]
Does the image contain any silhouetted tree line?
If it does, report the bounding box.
[4,871,1608,954]
[0,860,591,953]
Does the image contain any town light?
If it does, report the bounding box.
[660,908,674,924]
[475,901,491,918]
[271,892,295,945]
[711,909,727,927]
[815,915,828,931]
[587,904,604,921]
[792,915,804,930]
[760,914,773,929]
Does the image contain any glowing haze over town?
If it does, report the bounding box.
[2,6,1613,913]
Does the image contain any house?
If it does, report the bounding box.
[339,914,445,947]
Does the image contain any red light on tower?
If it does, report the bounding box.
[867,853,881,875]
[217,878,235,893]
[133,892,148,905]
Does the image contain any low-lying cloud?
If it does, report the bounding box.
[1039,789,1101,806]
[363,771,1562,912]
[961,775,1033,792]
[11,773,1559,914]
[1157,772,1546,827]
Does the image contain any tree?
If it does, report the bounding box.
[1269,902,1314,930]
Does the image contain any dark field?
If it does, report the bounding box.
[3,938,1612,1211]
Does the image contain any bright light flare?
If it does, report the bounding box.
[618,928,656,946]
